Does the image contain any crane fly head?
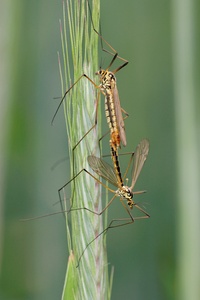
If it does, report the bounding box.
[127,199,134,209]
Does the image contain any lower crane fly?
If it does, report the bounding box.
[22,139,150,266]
[74,138,150,266]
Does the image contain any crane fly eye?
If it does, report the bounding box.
[109,73,113,79]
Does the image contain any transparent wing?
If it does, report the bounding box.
[88,155,118,187]
[112,86,127,147]
[130,139,149,190]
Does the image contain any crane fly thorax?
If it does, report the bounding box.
[96,69,116,91]
[117,186,133,200]
[116,187,134,209]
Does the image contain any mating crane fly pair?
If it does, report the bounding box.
[54,1,150,265]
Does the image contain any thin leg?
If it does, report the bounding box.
[134,203,150,218]
[121,107,129,118]
[23,167,116,221]
[59,167,116,214]
[76,197,150,267]
[86,0,128,65]
[51,73,99,124]
[76,215,134,267]
[122,152,135,181]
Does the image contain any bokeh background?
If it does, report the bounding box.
[0,0,199,299]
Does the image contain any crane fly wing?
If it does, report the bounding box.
[88,155,118,188]
[112,86,127,147]
[130,139,149,190]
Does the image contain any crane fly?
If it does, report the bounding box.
[22,139,150,266]
[54,139,149,266]
[75,138,150,266]
[52,0,129,153]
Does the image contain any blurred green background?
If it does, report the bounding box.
[0,0,199,299]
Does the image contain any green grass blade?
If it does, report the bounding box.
[58,1,112,299]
